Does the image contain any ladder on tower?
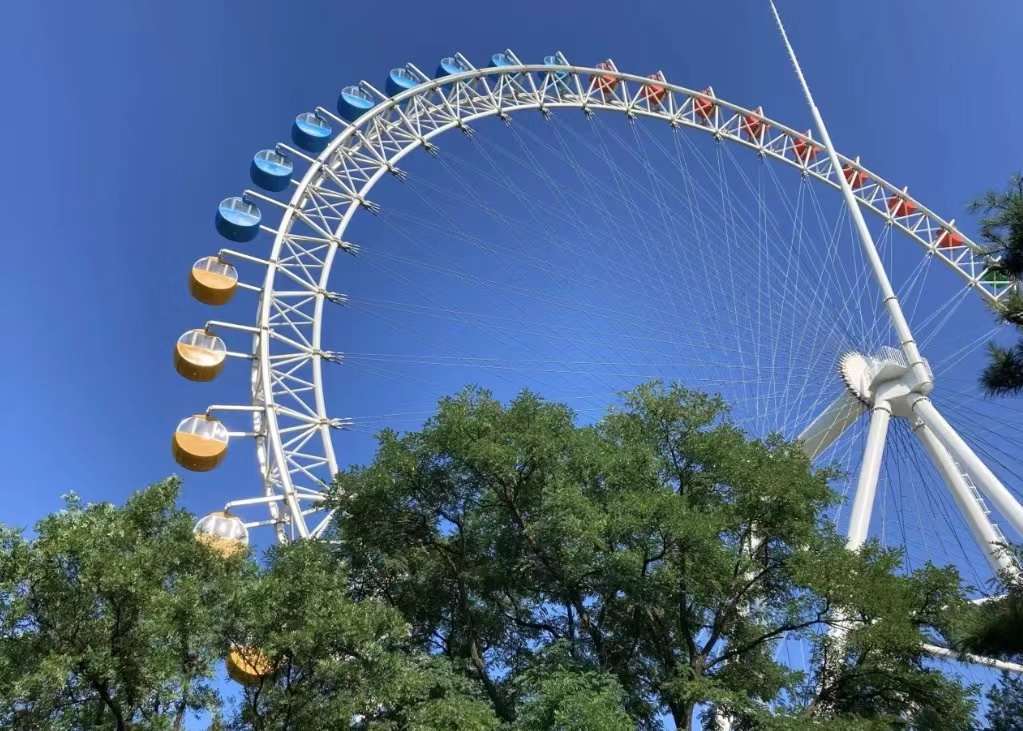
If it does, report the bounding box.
[953,458,1008,547]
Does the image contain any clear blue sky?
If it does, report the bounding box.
[2,0,1021,544]
[3,1,1023,726]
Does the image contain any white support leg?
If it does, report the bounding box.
[845,402,892,551]
[913,397,1023,539]
[914,421,1016,575]
[922,643,1023,674]
[798,391,866,460]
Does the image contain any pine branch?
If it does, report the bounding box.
[968,175,1023,277]
[994,293,1023,329]
[980,341,1023,397]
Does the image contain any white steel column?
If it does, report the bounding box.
[914,421,1015,575]
[767,0,931,394]
[922,643,1023,674]
[845,403,892,550]
[798,391,866,460]
[913,397,1023,538]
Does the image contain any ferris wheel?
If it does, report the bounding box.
[173,3,1023,678]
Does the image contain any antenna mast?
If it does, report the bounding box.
[766,0,932,393]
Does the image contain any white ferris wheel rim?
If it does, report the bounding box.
[196,55,1019,550]
[180,52,1023,676]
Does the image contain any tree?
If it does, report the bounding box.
[0,478,240,730]
[328,381,977,729]
[220,538,500,730]
[0,480,501,731]
[985,672,1023,731]
[0,383,993,729]
[949,546,1023,730]
[968,174,1023,396]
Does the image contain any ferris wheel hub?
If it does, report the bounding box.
[839,347,933,419]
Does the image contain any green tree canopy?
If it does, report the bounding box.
[328,381,976,729]
[1,382,994,729]
[222,538,500,730]
[0,479,237,730]
[0,480,498,731]
[949,545,1023,731]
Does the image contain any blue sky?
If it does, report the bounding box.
[3,0,1022,561]
[3,1,1023,726]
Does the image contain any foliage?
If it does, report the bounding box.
[0,481,497,731]
[951,544,1023,662]
[221,538,500,730]
[0,382,996,729]
[969,174,1023,396]
[0,478,239,730]
[986,672,1023,731]
[981,341,1023,398]
[968,174,1023,278]
[328,381,977,729]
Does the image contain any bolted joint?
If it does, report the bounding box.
[354,195,381,215]
[419,138,439,157]
[333,239,359,255]
[318,350,345,364]
[320,289,348,305]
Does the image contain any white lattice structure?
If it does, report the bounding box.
[171,2,1023,678]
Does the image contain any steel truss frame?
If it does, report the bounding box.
[197,53,1017,546]
[190,35,1023,683]
[769,0,1023,678]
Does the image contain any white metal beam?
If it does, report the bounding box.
[798,391,866,460]
[913,397,1023,539]
[767,0,931,395]
[914,420,1016,575]
[845,403,892,550]
[923,643,1023,674]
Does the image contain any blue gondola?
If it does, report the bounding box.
[435,56,469,79]
[291,113,332,154]
[249,150,293,193]
[337,86,375,122]
[543,55,569,79]
[488,52,514,68]
[539,54,571,90]
[215,197,261,242]
[386,67,419,97]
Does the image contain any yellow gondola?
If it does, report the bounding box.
[193,511,248,558]
[190,257,238,306]
[174,329,227,382]
[172,415,229,472]
[226,645,275,686]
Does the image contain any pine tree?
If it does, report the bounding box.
[969,174,1023,396]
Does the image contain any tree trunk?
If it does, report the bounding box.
[669,700,694,730]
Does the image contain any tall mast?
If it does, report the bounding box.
[766,0,932,394]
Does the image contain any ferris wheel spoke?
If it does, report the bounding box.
[175,60,1023,694]
[376,194,728,378]
[917,288,974,352]
[523,113,837,330]
[436,139,679,388]
[390,146,679,388]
